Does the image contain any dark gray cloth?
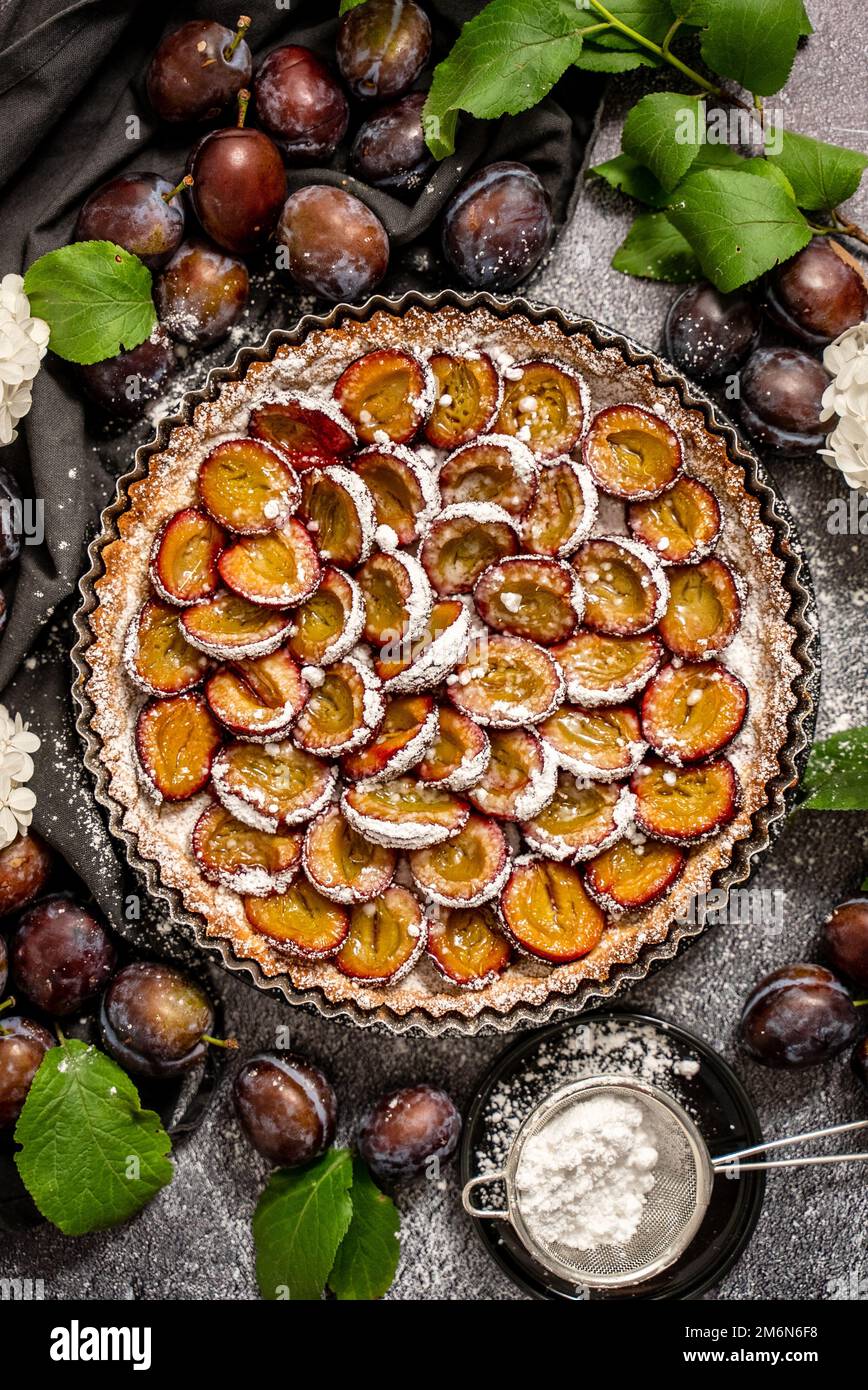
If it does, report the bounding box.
[0,0,585,934]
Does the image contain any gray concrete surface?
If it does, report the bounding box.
[2,0,868,1301]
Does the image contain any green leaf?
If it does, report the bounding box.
[698,0,805,96]
[574,45,660,72]
[422,0,590,159]
[766,130,868,212]
[667,167,811,291]
[796,1,813,35]
[328,1159,400,1301]
[14,1040,173,1236]
[802,728,868,811]
[692,140,745,171]
[612,211,701,281]
[592,0,674,45]
[254,1150,353,1301]
[860,873,868,892]
[23,242,156,366]
[623,92,704,192]
[338,0,368,12]
[590,153,669,208]
[740,156,796,200]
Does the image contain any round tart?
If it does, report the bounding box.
[83,300,803,1028]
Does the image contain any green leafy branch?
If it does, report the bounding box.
[253,1149,400,1301]
[420,0,868,291]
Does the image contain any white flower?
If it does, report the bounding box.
[0,274,50,446]
[819,321,868,490]
[0,703,40,849]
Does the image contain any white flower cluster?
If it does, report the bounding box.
[819,321,868,490]
[0,274,50,446]
[0,704,40,849]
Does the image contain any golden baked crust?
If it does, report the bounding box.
[84,303,801,1025]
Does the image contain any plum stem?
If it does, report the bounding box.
[236,88,251,129]
[162,174,193,205]
[224,15,251,62]
[202,1034,239,1050]
[0,994,15,1019]
[854,999,868,1008]
[585,0,723,96]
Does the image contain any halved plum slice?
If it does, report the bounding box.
[627,475,721,564]
[299,465,376,568]
[217,518,321,609]
[205,648,308,741]
[149,508,225,606]
[423,352,502,449]
[573,536,669,636]
[303,806,397,904]
[409,814,508,907]
[585,837,685,914]
[449,635,565,728]
[551,630,663,706]
[374,599,471,693]
[583,404,682,500]
[181,593,293,659]
[212,740,337,831]
[135,693,221,804]
[198,439,300,534]
[342,777,469,849]
[495,359,586,459]
[539,704,646,781]
[333,348,434,445]
[342,695,437,783]
[335,886,428,984]
[418,707,490,792]
[353,443,439,545]
[288,566,364,666]
[500,858,605,963]
[248,394,356,457]
[245,883,349,959]
[468,728,558,821]
[474,555,583,645]
[521,456,597,558]
[293,657,384,756]
[641,661,747,764]
[521,773,628,862]
[124,598,208,696]
[357,550,433,647]
[658,557,742,660]
[427,905,511,989]
[421,502,518,596]
[438,434,537,517]
[631,757,739,843]
[192,802,303,895]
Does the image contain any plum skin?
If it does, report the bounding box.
[146,19,252,125]
[74,173,185,271]
[664,282,761,383]
[357,1084,462,1182]
[0,1016,54,1128]
[766,237,868,346]
[336,0,432,101]
[737,346,831,457]
[233,1053,337,1166]
[278,186,389,302]
[350,92,433,193]
[11,897,116,1017]
[76,327,175,421]
[100,961,214,1079]
[254,46,349,163]
[155,239,249,347]
[0,831,53,916]
[739,962,860,1068]
[822,898,868,989]
[442,161,553,291]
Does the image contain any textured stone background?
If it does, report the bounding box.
[2,0,868,1301]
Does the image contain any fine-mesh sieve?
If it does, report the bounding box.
[462,1074,868,1291]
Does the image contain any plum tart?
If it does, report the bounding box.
[84,302,803,1028]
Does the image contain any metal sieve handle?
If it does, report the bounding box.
[713,1117,868,1174]
[462,1172,510,1220]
